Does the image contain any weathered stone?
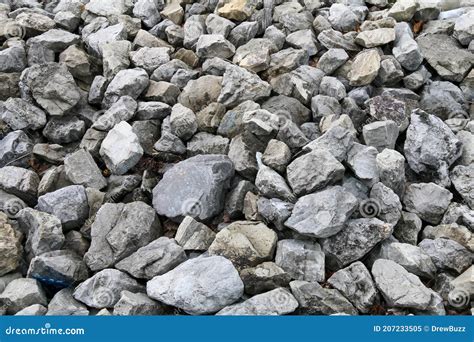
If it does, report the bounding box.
[209,221,277,268]
[240,262,291,296]
[36,185,89,230]
[114,291,164,316]
[153,155,234,221]
[0,213,22,276]
[363,120,399,152]
[419,238,472,274]
[73,269,144,309]
[275,239,325,282]
[403,183,452,225]
[84,201,161,272]
[47,288,89,316]
[290,280,358,315]
[285,186,358,238]
[0,278,47,314]
[327,262,378,313]
[0,131,33,168]
[348,49,381,86]
[1,98,46,131]
[451,165,474,209]
[64,149,107,190]
[147,256,244,315]
[0,166,39,205]
[217,288,299,316]
[322,218,393,269]
[175,216,216,251]
[196,34,235,59]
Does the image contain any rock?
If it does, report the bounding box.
[153,155,234,221]
[47,288,89,316]
[169,103,198,141]
[240,262,291,295]
[417,34,473,82]
[178,75,222,112]
[28,250,88,288]
[208,221,277,268]
[356,28,396,48]
[43,116,86,144]
[21,63,81,116]
[261,139,291,174]
[346,143,379,187]
[370,182,402,225]
[418,238,472,274]
[146,256,244,315]
[366,95,409,131]
[453,10,474,46]
[0,166,39,205]
[372,259,438,310]
[388,0,417,22]
[257,197,294,231]
[84,201,161,272]
[322,218,393,269]
[99,121,144,175]
[290,280,358,315]
[403,183,452,225]
[114,291,164,316]
[196,34,235,59]
[255,158,295,203]
[15,304,47,316]
[451,165,474,209]
[362,121,399,152]
[115,236,185,280]
[206,14,235,38]
[73,269,144,309]
[233,38,277,72]
[217,0,255,21]
[64,149,107,189]
[217,288,299,315]
[17,208,64,258]
[275,239,325,282]
[319,76,346,101]
[0,131,33,168]
[0,278,47,314]
[348,49,381,86]
[375,242,437,279]
[103,68,149,107]
[286,29,318,56]
[0,213,22,276]
[285,186,358,238]
[393,22,423,71]
[218,65,271,107]
[36,185,89,230]
[316,48,349,75]
[394,211,422,245]
[92,96,137,132]
[144,80,180,104]
[228,21,259,47]
[287,149,345,197]
[376,149,406,197]
[318,29,360,53]
[0,98,46,131]
[175,216,216,251]
[327,262,378,313]
[422,223,473,252]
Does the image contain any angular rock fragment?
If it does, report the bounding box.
[175,216,216,251]
[147,256,244,315]
[0,278,47,314]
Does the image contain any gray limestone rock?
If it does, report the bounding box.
[0,278,47,314]
[64,149,107,190]
[418,238,472,274]
[175,216,216,251]
[115,237,186,280]
[153,154,234,221]
[240,262,291,296]
[275,239,325,282]
[403,183,452,225]
[146,256,244,315]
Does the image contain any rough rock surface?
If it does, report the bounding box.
[0,0,472,317]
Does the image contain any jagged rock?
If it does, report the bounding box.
[394,211,423,245]
[348,49,381,86]
[403,183,452,225]
[0,213,22,276]
[418,238,472,274]
[208,221,277,268]
[376,149,406,197]
[114,291,164,316]
[64,149,107,190]
[47,288,89,316]
[73,269,144,309]
[0,98,46,131]
[217,288,299,316]
[285,186,358,238]
[147,256,244,315]
[422,223,473,252]
[153,155,234,221]
[84,201,161,272]
[0,278,47,314]
[36,185,89,230]
[275,239,325,282]
[451,165,474,209]
[0,166,39,205]
[175,216,216,251]
[178,75,222,112]
[290,280,358,315]
[322,218,393,269]
[327,262,378,313]
[0,131,33,168]
[240,262,291,295]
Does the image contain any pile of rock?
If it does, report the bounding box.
[0,0,472,316]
